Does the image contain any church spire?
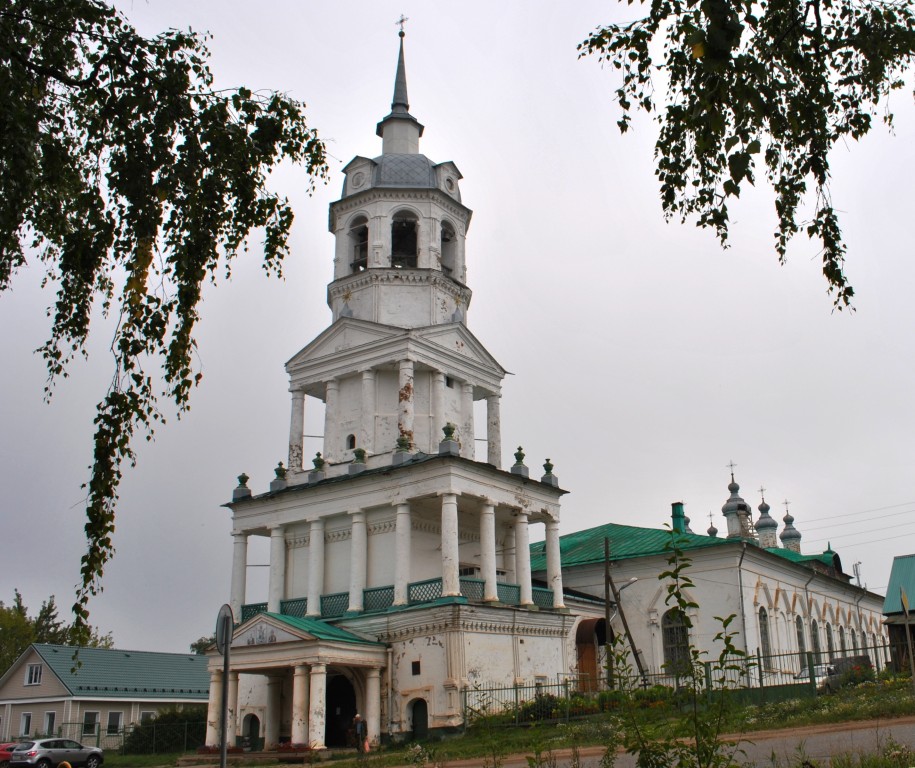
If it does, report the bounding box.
[376,25,424,152]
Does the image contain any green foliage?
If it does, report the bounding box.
[120,706,206,754]
[0,589,112,672]
[603,531,750,768]
[189,635,215,655]
[580,0,915,306]
[0,0,328,640]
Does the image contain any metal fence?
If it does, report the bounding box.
[56,721,206,754]
[463,643,892,726]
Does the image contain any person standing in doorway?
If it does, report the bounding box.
[354,713,367,752]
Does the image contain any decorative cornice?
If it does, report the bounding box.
[330,187,470,225]
[328,269,470,302]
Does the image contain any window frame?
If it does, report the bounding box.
[661,608,691,675]
[82,711,100,736]
[25,664,42,686]
[106,711,123,735]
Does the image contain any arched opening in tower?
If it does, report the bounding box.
[391,212,418,268]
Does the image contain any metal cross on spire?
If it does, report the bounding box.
[783,499,791,515]
[396,14,409,36]
[758,485,766,501]
[726,459,737,481]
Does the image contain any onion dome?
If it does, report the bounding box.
[779,504,802,553]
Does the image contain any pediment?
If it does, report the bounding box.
[233,616,312,648]
[413,323,505,375]
[286,319,405,370]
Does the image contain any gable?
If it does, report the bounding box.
[412,324,506,375]
[231,613,383,650]
[287,319,403,370]
[0,646,70,700]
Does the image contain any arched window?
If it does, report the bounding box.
[345,434,356,450]
[662,608,690,674]
[758,607,772,669]
[349,216,368,272]
[391,211,418,268]
[795,616,807,666]
[810,619,822,662]
[440,220,456,275]
[850,628,858,652]
[839,626,846,654]
[826,623,834,656]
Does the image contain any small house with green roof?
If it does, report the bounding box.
[0,644,209,744]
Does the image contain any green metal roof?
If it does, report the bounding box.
[883,553,915,614]
[265,613,384,645]
[33,644,209,699]
[763,547,835,568]
[529,522,732,571]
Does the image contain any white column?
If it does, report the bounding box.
[265,675,282,747]
[288,389,305,471]
[431,371,446,441]
[324,379,339,460]
[268,525,286,613]
[291,664,310,745]
[307,520,325,616]
[503,524,517,582]
[480,500,498,602]
[230,533,248,618]
[515,512,533,606]
[348,510,367,613]
[441,492,460,597]
[486,394,502,468]
[460,382,474,459]
[370,214,386,269]
[308,664,327,749]
[205,669,223,745]
[227,671,240,747]
[365,668,382,746]
[394,503,412,605]
[398,359,415,448]
[545,519,565,608]
[361,370,376,453]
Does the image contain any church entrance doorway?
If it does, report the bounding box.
[241,713,261,751]
[325,674,357,748]
[410,699,428,740]
[576,618,607,691]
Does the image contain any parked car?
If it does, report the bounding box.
[1,742,20,768]
[9,740,102,768]
[794,663,839,693]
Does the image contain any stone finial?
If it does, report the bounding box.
[439,422,460,456]
[393,435,413,466]
[540,458,558,487]
[308,452,326,484]
[233,473,252,502]
[270,462,288,493]
[510,446,529,479]
[349,447,367,475]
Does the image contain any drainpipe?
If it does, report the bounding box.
[737,543,750,682]
[386,645,394,739]
[803,571,816,666]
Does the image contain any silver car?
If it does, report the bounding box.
[10,739,103,768]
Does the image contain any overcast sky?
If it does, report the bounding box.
[2,1,914,654]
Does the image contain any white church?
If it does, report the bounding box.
[204,33,887,750]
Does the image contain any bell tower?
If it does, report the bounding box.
[286,31,504,471]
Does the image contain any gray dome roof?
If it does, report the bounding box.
[374,153,435,188]
[755,498,778,531]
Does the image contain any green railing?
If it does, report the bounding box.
[497,583,521,604]
[240,575,559,625]
[281,597,307,617]
[409,577,444,604]
[460,577,486,601]
[532,586,554,608]
[364,585,395,611]
[320,592,349,618]
[241,602,267,622]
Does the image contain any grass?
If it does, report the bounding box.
[102,677,915,768]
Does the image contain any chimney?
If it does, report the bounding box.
[671,501,686,534]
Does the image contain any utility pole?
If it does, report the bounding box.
[605,537,647,686]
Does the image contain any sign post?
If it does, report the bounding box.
[215,604,234,768]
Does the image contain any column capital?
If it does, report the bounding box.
[231,530,248,538]
[513,508,530,521]
[479,497,496,509]
[269,524,286,533]
[361,367,376,377]
[437,490,459,500]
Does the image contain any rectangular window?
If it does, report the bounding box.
[139,711,155,725]
[106,712,123,735]
[411,661,421,676]
[44,712,56,736]
[20,713,31,737]
[25,664,42,685]
[82,711,99,736]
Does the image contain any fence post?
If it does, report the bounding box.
[704,661,712,706]
[564,679,570,722]
[514,682,520,725]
